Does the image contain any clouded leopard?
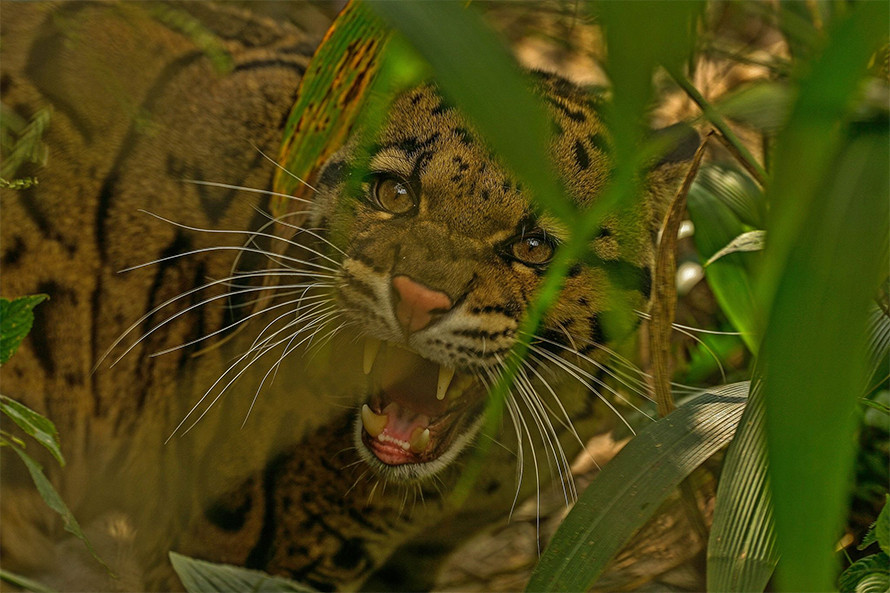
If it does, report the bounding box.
[0,2,696,591]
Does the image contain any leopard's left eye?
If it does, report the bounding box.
[511,235,555,266]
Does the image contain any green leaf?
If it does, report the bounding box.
[0,105,51,180]
[526,383,749,592]
[169,552,316,593]
[0,395,65,466]
[692,162,765,233]
[875,495,890,556]
[838,553,890,593]
[687,165,761,353]
[5,441,109,573]
[714,80,796,133]
[866,306,890,389]
[0,295,48,365]
[757,2,890,588]
[707,374,777,593]
[705,230,766,267]
[854,571,890,593]
[275,2,393,212]
[0,568,57,593]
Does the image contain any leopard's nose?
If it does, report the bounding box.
[391,275,453,333]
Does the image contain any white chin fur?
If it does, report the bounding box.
[352,410,485,483]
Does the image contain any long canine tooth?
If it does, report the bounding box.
[361,404,387,438]
[409,427,431,453]
[437,365,455,401]
[363,339,382,375]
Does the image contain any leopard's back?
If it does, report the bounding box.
[0,3,328,587]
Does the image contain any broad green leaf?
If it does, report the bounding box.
[866,307,890,389]
[169,552,315,593]
[5,441,109,573]
[687,166,760,353]
[705,230,766,267]
[707,374,777,593]
[757,1,890,586]
[838,553,890,593]
[0,395,64,465]
[0,295,48,365]
[854,571,890,593]
[714,81,795,133]
[873,495,890,555]
[0,569,57,593]
[692,162,765,232]
[526,383,749,592]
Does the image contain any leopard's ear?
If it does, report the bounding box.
[645,123,700,236]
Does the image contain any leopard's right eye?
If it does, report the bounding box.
[372,176,417,215]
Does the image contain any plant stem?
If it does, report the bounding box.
[668,67,768,185]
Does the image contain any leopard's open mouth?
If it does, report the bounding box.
[355,340,488,478]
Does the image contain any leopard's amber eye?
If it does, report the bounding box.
[511,235,554,266]
[373,176,416,214]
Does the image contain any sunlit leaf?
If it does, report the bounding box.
[0,395,64,466]
[706,230,766,267]
[275,1,393,214]
[0,295,48,365]
[707,374,777,593]
[838,553,890,593]
[527,384,749,592]
[169,552,315,593]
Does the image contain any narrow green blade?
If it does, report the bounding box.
[169,552,315,593]
[757,1,890,584]
[707,374,777,592]
[527,383,749,592]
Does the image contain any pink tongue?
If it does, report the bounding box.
[381,402,429,442]
[379,346,447,416]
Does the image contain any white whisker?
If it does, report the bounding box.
[119,245,340,275]
[250,142,319,194]
[182,178,313,204]
[151,290,334,358]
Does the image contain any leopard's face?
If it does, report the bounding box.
[310,77,661,482]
